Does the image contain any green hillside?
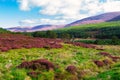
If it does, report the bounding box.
[0,28,10,33]
[55,21,120,39]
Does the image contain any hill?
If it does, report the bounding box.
[55,21,120,39]
[0,28,120,80]
[6,12,120,32]
[7,25,64,32]
[0,27,10,33]
[65,12,120,27]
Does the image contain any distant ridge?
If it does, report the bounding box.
[65,12,120,27]
[6,12,120,32]
[6,25,64,32]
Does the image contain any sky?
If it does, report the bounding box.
[0,0,120,28]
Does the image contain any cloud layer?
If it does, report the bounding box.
[17,0,120,26]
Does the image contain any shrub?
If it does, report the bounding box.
[103,59,112,65]
[0,34,63,52]
[43,45,51,49]
[110,56,120,62]
[99,52,112,57]
[66,65,77,74]
[17,59,55,71]
[0,47,8,52]
[32,59,55,70]
[93,60,104,67]
[27,71,41,78]
[17,61,33,69]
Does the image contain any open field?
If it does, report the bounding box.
[0,30,120,80]
[1,1,120,80]
[0,43,120,80]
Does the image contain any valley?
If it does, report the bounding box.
[0,12,120,80]
[0,33,120,80]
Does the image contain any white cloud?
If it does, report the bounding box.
[102,1,120,12]
[19,18,67,26]
[19,19,36,26]
[38,18,67,25]
[17,0,120,25]
[17,0,30,11]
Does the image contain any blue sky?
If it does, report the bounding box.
[0,0,120,28]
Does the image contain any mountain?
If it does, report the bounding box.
[30,25,64,32]
[65,12,120,27]
[7,25,64,32]
[56,21,120,39]
[6,12,120,32]
[7,27,31,32]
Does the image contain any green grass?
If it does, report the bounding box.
[75,39,120,45]
[88,63,120,80]
[58,21,120,31]
[55,21,120,38]
[0,28,10,33]
[0,44,120,80]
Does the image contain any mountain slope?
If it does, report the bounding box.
[55,21,120,39]
[6,12,120,32]
[65,12,120,27]
[7,25,64,32]
[107,15,120,22]
[0,28,10,33]
[6,27,31,32]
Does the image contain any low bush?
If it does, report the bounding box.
[76,39,120,45]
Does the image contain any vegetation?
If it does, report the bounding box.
[32,31,57,38]
[89,63,120,80]
[75,36,120,45]
[0,40,120,80]
[0,34,62,52]
[28,21,120,39]
[55,21,120,39]
[0,28,10,33]
[0,20,120,80]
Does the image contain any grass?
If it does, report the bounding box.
[58,21,120,31]
[75,39,120,45]
[0,44,120,80]
[88,62,120,80]
[54,21,120,39]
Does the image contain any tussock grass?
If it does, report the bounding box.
[0,44,120,80]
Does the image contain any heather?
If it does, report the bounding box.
[0,42,120,80]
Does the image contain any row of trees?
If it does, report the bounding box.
[31,31,71,41]
[21,25,120,40]
[76,36,120,45]
[14,21,120,40]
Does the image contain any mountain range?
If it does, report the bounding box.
[6,11,120,32]
[65,12,120,27]
[7,25,65,32]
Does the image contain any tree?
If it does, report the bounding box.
[71,35,75,42]
[61,33,71,42]
[112,36,120,45]
[32,31,46,37]
[46,31,57,38]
